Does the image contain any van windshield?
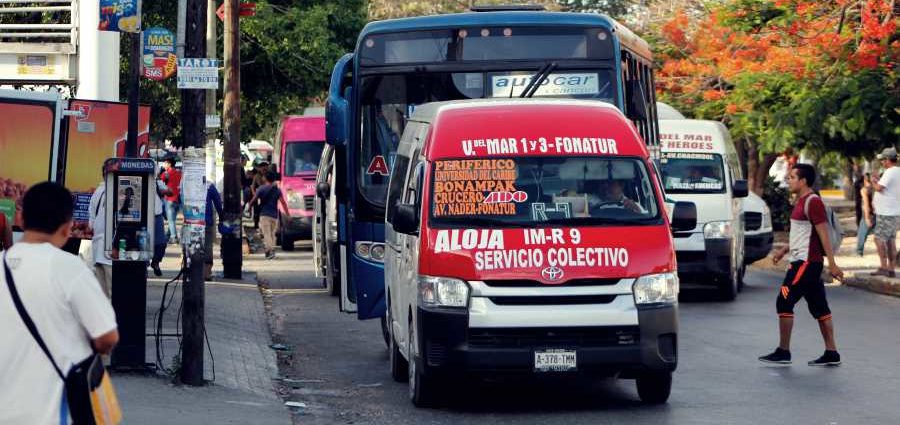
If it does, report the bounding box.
[429,156,660,227]
[659,152,726,194]
[284,141,325,177]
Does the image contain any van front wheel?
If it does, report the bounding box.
[636,371,672,404]
[408,325,440,408]
[717,264,739,301]
[389,310,408,382]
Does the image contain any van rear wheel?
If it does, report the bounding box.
[389,309,408,382]
[636,371,672,404]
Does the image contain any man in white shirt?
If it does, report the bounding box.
[871,147,900,277]
[1,181,119,425]
[89,168,112,297]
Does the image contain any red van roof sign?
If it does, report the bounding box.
[426,102,647,160]
[461,136,619,157]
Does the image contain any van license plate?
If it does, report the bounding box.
[534,349,577,372]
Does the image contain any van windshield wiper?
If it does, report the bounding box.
[520,62,558,98]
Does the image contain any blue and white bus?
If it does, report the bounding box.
[321,7,661,321]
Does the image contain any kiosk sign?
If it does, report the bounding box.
[142,27,177,81]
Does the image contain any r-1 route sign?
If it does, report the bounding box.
[177,58,219,89]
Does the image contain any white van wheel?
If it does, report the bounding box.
[408,323,439,407]
[636,371,672,404]
[718,262,739,301]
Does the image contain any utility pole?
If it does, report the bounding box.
[126,33,140,156]
[206,0,218,188]
[180,0,207,386]
[221,0,243,279]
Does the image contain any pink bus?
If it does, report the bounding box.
[273,115,325,250]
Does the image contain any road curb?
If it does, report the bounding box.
[843,274,900,297]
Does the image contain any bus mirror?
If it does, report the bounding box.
[732,179,749,198]
[627,79,648,121]
[671,201,697,232]
[392,203,419,236]
[326,54,353,146]
[316,181,331,199]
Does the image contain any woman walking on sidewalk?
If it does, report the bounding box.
[857,173,875,256]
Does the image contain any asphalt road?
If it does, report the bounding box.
[264,248,900,425]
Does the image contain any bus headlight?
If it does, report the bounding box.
[355,242,384,263]
[633,272,679,305]
[703,221,733,239]
[418,276,469,308]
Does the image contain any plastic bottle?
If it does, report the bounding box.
[118,238,126,259]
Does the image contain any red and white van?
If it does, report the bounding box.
[384,99,696,407]
[272,115,326,249]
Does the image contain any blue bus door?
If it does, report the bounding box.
[326,54,387,319]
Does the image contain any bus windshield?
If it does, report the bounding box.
[429,156,660,227]
[659,152,727,194]
[359,69,617,207]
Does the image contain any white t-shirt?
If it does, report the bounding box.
[0,243,117,425]
[89,182,111,266]
[874,166,900,216]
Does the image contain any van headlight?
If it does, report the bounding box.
[762,206,772,230]
[633,272,679,305]
[418,276,469,308]
[703,221,733,239]
[287,191,304,209]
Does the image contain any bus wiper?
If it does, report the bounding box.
[520,62,558,98]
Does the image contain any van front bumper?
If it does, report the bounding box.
[675,238,731,280]
[280,215,313,240]
[414,304,677,378]
[744,232,774,264]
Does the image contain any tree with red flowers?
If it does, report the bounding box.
[654,0,898,194]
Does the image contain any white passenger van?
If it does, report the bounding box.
[658,119,750,300]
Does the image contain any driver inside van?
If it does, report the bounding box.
[596,180,645,214]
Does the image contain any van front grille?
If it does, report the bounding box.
[468,326,640,349]
[482,278,619,287]
[488,295,617,306]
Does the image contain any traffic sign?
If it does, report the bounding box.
[217,2,256,22]
[142,28,177,81]
[177,58,219,89]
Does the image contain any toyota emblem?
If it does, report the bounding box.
[541,266,564,282]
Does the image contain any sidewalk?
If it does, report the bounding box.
[113,238,292,425]
[749,196,900,297]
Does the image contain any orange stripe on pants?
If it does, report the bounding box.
[791,262,808,285]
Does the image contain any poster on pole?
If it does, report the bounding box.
[181,147,207,255]
[99,0,142,33]
[142,27,177,81]
[177,58,219,89]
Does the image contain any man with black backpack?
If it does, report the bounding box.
[759,164,845,367]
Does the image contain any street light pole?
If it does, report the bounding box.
[221,0,242,279]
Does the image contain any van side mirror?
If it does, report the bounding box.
[627,79,648,121]
[671,201,697,232]
[316,181,331,199]
[392,203,419,236]
[732,179,749,198]
[326,54,352,146]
